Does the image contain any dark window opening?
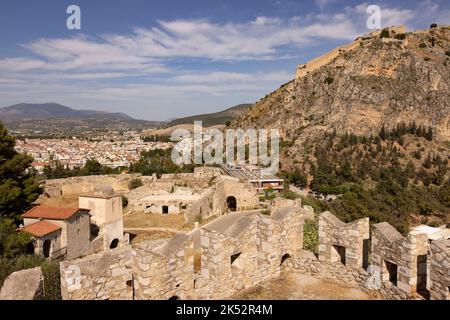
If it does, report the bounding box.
[110,238,119,249]
[416,254,428,292]
[126,280,133,287]
[162,205,169,214]
[333,245,346,265]
[385,260,398,286]
[226,196,237,212]
[363,239,370,270]
[43,239,51,258]
[26,242,35,255]
[168,296,180,300]
[230,252,241,265]
[181,205,187,210]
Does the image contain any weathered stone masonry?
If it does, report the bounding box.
[58,207,449,300]
[60,206,305,300]
[60,246,133,300]
[318,211,370,269]
[429,240,450,300]
[371,222,429,299]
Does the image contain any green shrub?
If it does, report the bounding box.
[380,29,390,38]
[445,51,450,57]
[324,77,334,85]
[430,23,437,28]
[128,178,143,190]
[424,57,431,61]
[303,219,319,254]
[195,215,203,224]
[41,261,61,300]
[395,33,406,40]
[419,42,427,48]
[0,254,44,288]
[282,191,300,200]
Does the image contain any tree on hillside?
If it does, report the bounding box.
[0,122,41,222]
[82,159,106,175]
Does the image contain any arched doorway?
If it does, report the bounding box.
[43,239,51,258]
[110,238,119,249]
[168,295,180,300]
[226,196,237,212]
[280,253,292,266]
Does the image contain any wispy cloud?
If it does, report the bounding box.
[0,2,448,119]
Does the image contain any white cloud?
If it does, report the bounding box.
[315,0,334,10]
[0,2,448,119]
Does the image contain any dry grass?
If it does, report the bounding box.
[127,230,175,244]
[123,211,192,230]
[231,272,374,300]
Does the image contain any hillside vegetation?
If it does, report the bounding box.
[232,26,450,231]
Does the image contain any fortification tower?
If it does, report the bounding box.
[79,184,124,250]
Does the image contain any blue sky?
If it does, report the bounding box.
[0,0,449,120]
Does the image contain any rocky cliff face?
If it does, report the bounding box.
[232,26,450,145]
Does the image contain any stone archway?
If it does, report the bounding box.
[280,253,292,266]
[226,196,237,212]
[43,239,51,258]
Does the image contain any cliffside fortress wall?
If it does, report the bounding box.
[294,26,406,81]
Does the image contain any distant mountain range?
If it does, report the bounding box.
[0,103,163,136]
[166,103,252,127]
[0,103,138,122]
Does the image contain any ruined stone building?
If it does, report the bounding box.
[314,211,450,300]
[133,193,202,215]
[371,222,429,299]
[318,211,370,269]
[219,164,284,193]
[21,206,91,260]
[429,240,450,300]
[184,177,260,223]
[59,205,305,300]
[79,185,124,251]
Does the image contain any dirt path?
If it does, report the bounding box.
[232,272,372,300]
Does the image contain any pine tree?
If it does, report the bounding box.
[0,122,41,222]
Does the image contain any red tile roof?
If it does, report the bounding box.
[22,220,61,237]
[22,206,88,220]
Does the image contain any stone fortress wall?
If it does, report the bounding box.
[295,26,407,81]
[58,201,450,300]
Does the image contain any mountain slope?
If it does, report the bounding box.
[167,103,251,127]
[233,26,450,144]
[0,103,134,122]
[231,25,450,231]
[0,103,162,135]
